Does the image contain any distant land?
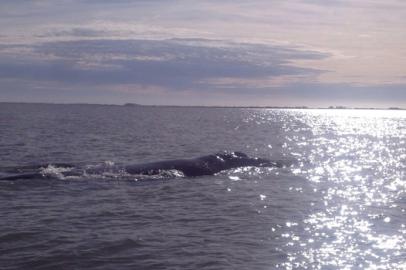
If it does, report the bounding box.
[123,103,143,107]
[0,102,404,110]
[124,104,405,110]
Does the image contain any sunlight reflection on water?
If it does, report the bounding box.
[274,109,405,269]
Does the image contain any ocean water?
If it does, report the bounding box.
[0,103,405,270]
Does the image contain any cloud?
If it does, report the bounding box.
[38,28,109,38]
[0,38,328,91]
[0,0,405,107]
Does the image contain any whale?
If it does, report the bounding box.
[125,151,280,177]
[0,152,282,181]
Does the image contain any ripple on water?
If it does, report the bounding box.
[276,109,406,270]
[0,106,405,270]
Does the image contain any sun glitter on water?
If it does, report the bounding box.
[274,109,405,269]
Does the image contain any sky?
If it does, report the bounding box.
[0,0,405,107]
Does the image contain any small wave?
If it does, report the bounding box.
[0,231,38,242]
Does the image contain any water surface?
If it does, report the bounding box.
[0,104,405,269]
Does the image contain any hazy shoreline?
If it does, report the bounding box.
[0,101,404,110]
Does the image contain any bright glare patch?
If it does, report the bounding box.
[255,109,406,270]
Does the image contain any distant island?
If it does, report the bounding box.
[123,103,143,107]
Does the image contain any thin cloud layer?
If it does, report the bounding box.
[0,38,327,89]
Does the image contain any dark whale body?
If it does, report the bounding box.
[126,151,279,177]
[0,152,281,181]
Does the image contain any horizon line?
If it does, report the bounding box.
[0,101,404,110]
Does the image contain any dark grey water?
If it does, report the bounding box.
[0,103,405,270]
